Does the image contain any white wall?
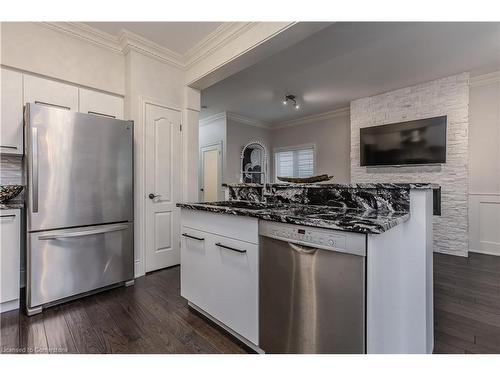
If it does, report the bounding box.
[270,110,350,183]
[351,73,470,257]
[1,22,125,95]
[468,73,500,256]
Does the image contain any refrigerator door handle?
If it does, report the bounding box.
[32,127,39,213]
[38,224,129,240]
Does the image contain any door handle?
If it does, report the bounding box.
[32,127,39,213]
[182,233,205,241]
[215,242,247,254]
[148,193,161,200]
[38,224,129,240]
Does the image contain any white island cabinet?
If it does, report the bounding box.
[1,209,21,312]
[180,209,259,347]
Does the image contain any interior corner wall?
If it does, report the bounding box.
[270,111,351,183]
[350,73,470,257]
[468,75,500,256]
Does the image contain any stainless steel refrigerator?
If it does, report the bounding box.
[24,103,134,315]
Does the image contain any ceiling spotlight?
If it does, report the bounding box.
[282,94,300,110]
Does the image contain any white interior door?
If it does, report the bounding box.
[200,143,222,202]
[145,103,182,273]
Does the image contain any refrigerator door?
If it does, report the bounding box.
[26,103,133,232]
[28,222,134,307]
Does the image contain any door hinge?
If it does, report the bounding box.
[179,124,182,131]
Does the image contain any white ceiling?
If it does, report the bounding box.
[84,22,223,55]
[200,22,500,125]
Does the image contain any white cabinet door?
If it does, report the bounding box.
[23,74,78,111]
[79,88,124,119]
[0,209,20,312]
[1,69,23,155]
[208,234,259,345]
[180,227,215,313]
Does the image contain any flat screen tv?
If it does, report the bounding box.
[360,116,447,166]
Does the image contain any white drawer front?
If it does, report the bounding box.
[180,209,258,244]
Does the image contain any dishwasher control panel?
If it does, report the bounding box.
[259,221,366,256]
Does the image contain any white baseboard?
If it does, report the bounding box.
[0,299,19,313]
[434,249,468,257]
[469,248,500,257]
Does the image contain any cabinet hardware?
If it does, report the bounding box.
[88,111,116,119]
[215,242,247,253]
[1,145,18,149]
[182,233,205,241]
[0,214,16,219]
[34,101,70,110]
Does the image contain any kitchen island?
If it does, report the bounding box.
[177,183,436,354]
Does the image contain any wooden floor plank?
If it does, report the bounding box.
[42,306,77,354]
[0,310,20,353]
[18,312,48,354]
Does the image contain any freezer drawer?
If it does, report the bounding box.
[28,222,134,307]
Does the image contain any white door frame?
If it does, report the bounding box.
[136,96,183,277]
[199,141,223,201]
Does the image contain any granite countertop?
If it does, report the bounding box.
[223,182,439,190]
[0,202,24,210]
[177,201,409,234]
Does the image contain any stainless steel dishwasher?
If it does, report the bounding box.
[259,221,366,354]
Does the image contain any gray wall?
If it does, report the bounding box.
[270,110,350,183]
[350,73,470,257]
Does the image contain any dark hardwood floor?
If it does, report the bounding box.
[2,252,500,354]
[0,266,251,354]
[434,252,500,354]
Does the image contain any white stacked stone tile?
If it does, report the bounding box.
[350,73,469,256]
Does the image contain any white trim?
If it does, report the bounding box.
[270,107,350,129]
[199,112,227,127]
[227,112,270,128]
[469,192,500,196]
[183,23,256,68]
[469,248,500,257]
[40,22,256,71]
[470,71,500,87]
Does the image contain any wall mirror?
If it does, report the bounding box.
[240,141,267,184]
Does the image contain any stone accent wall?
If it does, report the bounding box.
[350,73,469,256]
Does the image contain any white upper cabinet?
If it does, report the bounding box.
[79,88,124,120]
[23,74,79,111]
[1,68,24,155]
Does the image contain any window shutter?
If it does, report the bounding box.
[275,146,314,179]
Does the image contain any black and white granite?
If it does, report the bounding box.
[177,201,409,234]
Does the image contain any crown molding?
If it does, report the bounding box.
[40,22,258,71]
[226,112,269,128]
[40,22,122,53]
[184,23,256,68]
[470,71,500,87]
[270,107,350,129]
[199,112,227,127]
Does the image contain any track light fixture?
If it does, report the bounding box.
[282,94,300,110]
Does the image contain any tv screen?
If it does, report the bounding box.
[360,116,447,166]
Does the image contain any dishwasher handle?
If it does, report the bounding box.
[289,242,318,254]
